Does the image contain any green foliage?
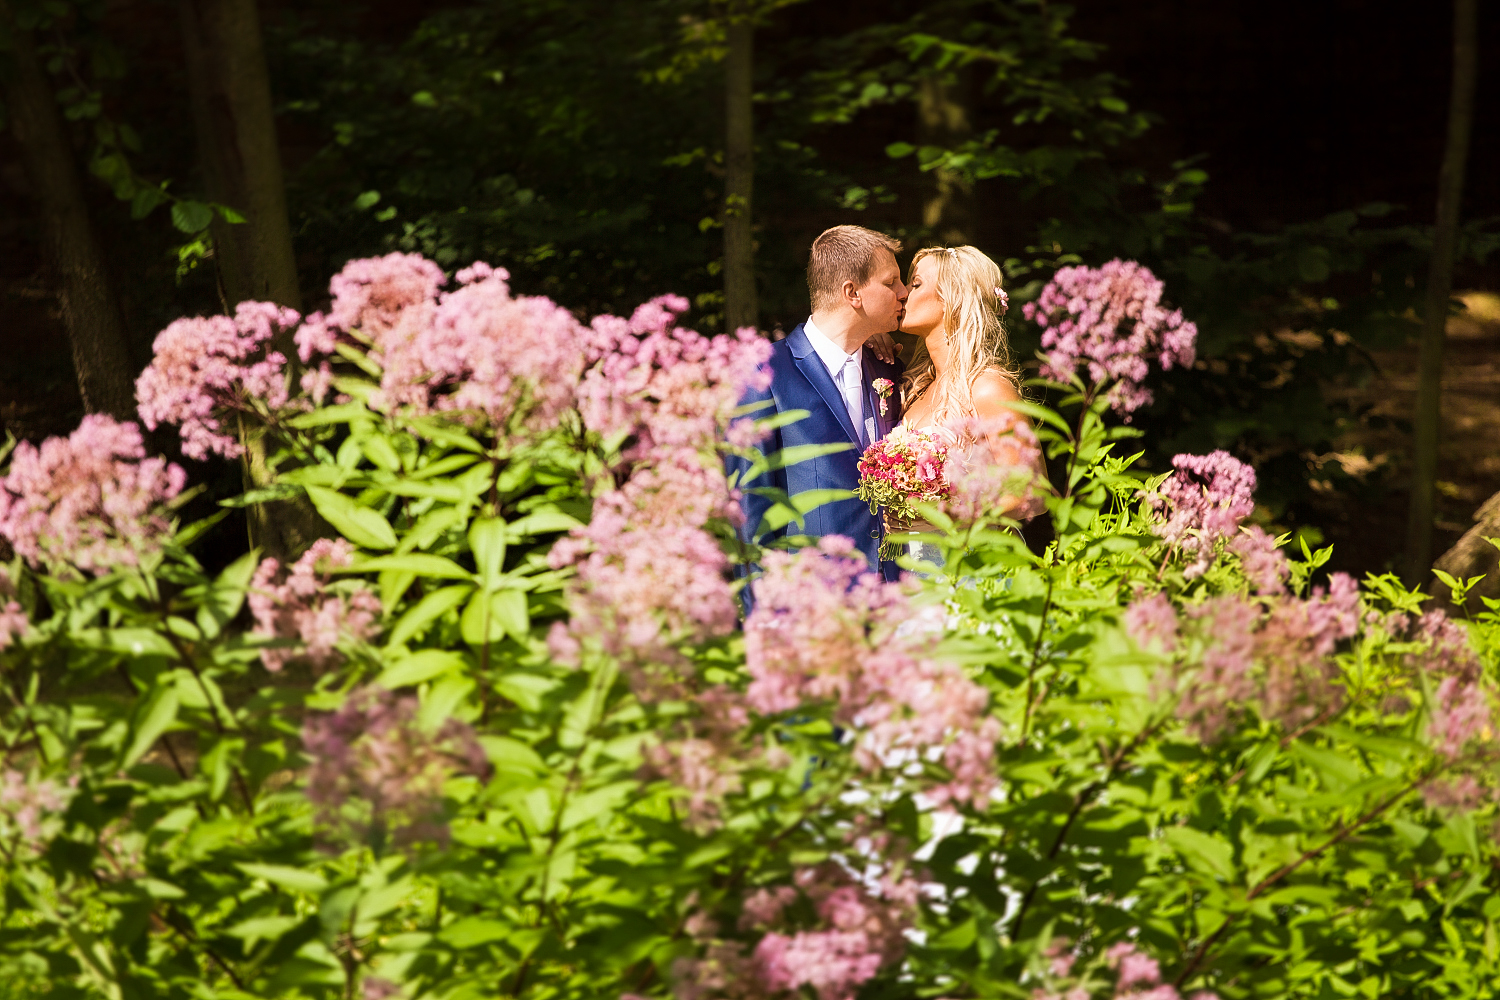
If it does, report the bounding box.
[1,314,1498,1000]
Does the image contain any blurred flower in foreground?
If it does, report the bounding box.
[1145,450,1256,578]
[302,685,489,847]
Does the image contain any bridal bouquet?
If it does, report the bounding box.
[856,426,951,557]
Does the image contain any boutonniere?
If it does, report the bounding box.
[872,378,894,416]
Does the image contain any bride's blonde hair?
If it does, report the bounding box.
[901,245,1020,426]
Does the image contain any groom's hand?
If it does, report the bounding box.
[866,331,902,365]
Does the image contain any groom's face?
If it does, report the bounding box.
[854,250,907,334]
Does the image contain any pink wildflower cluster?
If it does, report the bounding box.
[0,568,27,651]
[745,536,1000,807]
[0,769,71,851]
[1033,939,1219,1000]
[1146,451,1257,578]
[249,539,381,672]
[1228,526,1290,594]
[1410,611,1493,771]
[0,415,186,577]
[674,864,921,1000]
[551,296,771,675]
[136,301,300,459]
[294,254,596,431]
[941,411,1044,526]
[302,685,489,846]
[1124,573,1361,740]
[1022,259,1197,415]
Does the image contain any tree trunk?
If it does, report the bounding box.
[0,0,139,420]
[179,0,320,563]
[917,74,973,246]
[1405,0,1479,585]
[723,5,757,334]
[178,0,301,313]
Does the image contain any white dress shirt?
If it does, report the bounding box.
[803,316,867,447]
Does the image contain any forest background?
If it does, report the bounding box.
[1,0,1499,583]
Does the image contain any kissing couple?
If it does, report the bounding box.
[731,224,1046,582]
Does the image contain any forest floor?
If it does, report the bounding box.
[1315,291,1500,578]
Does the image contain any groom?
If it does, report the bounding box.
[731,225,908,582]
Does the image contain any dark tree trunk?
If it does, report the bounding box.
[178,0,301,314]
[179,0,320,562]
[0,0,138,420]
[1405,0,1479,584]
[723,4,757,334]
[917,74,973,246]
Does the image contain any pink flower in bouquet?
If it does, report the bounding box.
[856,427,951,542]
[1022,259,1197,416]
[0,416,186,576]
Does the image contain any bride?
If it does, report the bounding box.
[895,245,1046,554]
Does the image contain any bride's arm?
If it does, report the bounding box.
[971,374,1051,519]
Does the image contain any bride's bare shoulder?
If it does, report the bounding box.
[970,370,1022,416]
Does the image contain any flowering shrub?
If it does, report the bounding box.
[0,253,1496,1000]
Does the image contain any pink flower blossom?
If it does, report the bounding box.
[0,415,186,576]
[1022,259,1197,416]
[249,539,381,672]
[941,412,1044,526]
[137,301,300,459]
[577,296,771,461]
[302,685,489,846]
[1107,942,1162,991]
[1146,451,1257,577]
[1421,774,1487,811]
[1124,593,1178,654]
[0,769,70,850]
[750,867,919,1000]
[1043,937,1077,978]
[740,886,800,930]
[744,537,999,807]
[1254,573,1360,730]
[362,978,402,1000]
[295,252,445,364]
[1229,526,1289,595]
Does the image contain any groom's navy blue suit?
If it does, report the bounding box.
[729,323,905,582]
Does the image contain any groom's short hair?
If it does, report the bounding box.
[807,225,902,312]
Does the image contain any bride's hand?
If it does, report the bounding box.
[865,331,902,365]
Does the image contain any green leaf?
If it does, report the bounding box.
[388,584,474,648]
[507,510,582,538]
[886,141,916,158]
[170,200,214,233]
[226,915,302,947]
[124,682,179,767]
[378,649,467,688]
[236,863,329,894]
[198,549,259,639]
[305,485,397,550]
[1164,827,1236,881]
[756,488,853,535]
[348,554,470,578]
[460,589,528,645]
[469,517,507,591]
[440,917,511,949]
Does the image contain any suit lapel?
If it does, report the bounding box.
[861,350,900,441]
[787,325,860,447]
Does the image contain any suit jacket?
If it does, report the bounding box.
[729,323,905,582]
